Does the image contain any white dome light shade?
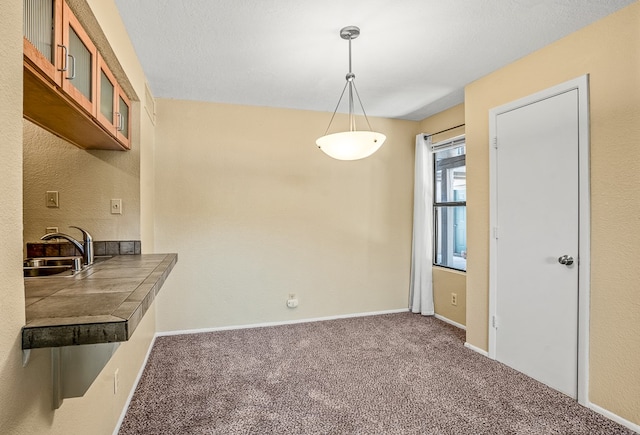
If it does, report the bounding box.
[316,131,386,161]
[316,26,385,161]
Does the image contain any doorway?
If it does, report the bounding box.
[488,76,590,405]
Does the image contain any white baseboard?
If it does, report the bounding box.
[589,402,640,433]
[464,342,489,357]
[434,314,466,330]
[156,308,410,337]
[113,334,158,435]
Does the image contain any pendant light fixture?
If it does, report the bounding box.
[316,26,386,161]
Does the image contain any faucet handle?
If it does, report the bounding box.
[69,226,94,266]
[69,226,93,242]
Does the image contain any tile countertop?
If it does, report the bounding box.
[22,253,177,349]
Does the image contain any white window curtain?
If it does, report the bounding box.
[409,134,434,315]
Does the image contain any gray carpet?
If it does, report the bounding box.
[119,313,635,434]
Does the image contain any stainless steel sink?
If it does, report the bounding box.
[24,265,74,278]
[23,256,81,278]
[24,257,77,267]
[23,256,111,278]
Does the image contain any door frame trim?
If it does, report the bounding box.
[488,75,590,405]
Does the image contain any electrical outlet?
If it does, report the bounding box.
[114,369,119,394]
[451,293,458,306]
[287,293,298,308]
[111,199,122,215]
[46,191,59,208]
[45,227,58,234]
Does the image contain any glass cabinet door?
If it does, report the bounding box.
[97,54,131,149]
[100,70,115,124]
[68,27,92,100]
[96,55,116,131]
[61,1,96,116]
[116,93,131,149]
[23,0,63,86]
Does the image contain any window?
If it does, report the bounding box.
[433,137,466,271]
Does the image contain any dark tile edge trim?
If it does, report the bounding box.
[123,254,177,340]
[22,321,127,349]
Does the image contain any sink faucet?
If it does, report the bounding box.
[41,226,94,266]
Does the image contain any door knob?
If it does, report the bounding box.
[558,255,574,266]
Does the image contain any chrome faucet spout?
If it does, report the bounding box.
[40,226,94,266]
[40,233,84,256]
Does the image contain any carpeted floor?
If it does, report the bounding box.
[119,313,636,434]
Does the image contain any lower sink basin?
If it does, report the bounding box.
[23,256,81,278]
[24,256,81,267]
[23,255,112,278]
[24,265,73,278]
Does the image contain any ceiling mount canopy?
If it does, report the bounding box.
[316,26,386,161]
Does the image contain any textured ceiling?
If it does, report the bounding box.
[114,0,634,121]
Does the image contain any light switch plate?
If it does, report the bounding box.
[110,199,122,215]
[46,191,59,208]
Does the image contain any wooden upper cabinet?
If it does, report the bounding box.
[22,0,132,151]
[61,1,97,117]
[23,0,63,87]
[97,55,131,149]
[24,0,96,116]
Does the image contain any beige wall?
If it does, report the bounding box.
[0,305,156,435]
[139,98,156,253]
[23,120,141,245]
[0,0,29,430]
[419,104,467,326]
[1,1,159,434]
[465,3,640,424]
[153,99,419,331]
[83,0,157,254]
[432,267,466,326]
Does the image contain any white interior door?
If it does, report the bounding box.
[492,89,580,398]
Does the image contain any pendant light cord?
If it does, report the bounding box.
[348,35,355,132]
[321,27,376,136]
[348,33,353,74]
[352,81,374,132]
[323,81,350,136]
